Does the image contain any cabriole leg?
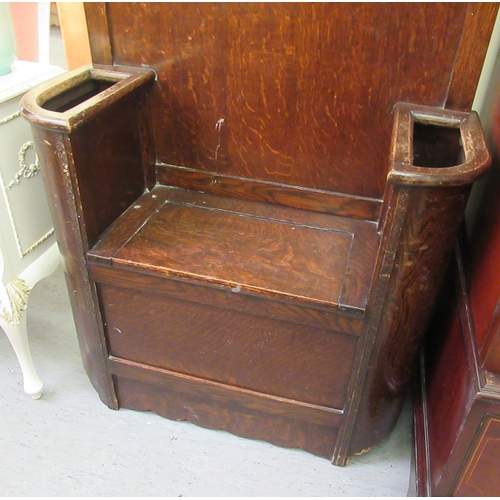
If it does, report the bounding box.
[1,307,43,400]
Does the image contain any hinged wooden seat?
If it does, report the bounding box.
[89,186,379,315]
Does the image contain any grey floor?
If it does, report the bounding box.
[1,265,413,497]
[0,26,412,497]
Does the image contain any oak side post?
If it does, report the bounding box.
[334,103,491,464]
[20,66,156,407]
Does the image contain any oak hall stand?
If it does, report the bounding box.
[20,3,497,465]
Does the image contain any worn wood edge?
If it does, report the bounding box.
[337,236,362,312]
[113,370,338,460]
[89,188,171,264]
[90,264,364,336]
[332,186,412,465]
[20,65,155,132]
[157,163,382,221]
[109,255,364,317]
[412,352,432,497]
[61,132,119,408]
[83,2,113,65]
[152,185,376,235]
[388,103,491,187]
[108,356,343,427]
[29,129,118,409]
[454,236,486,393]
[338,228,380,312]
[445,3,500,111]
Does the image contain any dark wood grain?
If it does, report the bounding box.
[22,2,496,467]
[112,370,339,459]
[84,2,112,65]
[374,185,470,394]
[67,95,147,248]
[100,283,357,410]
[90,265,365,337]
[109,358,343,426]
[90,188,172,264]
[388,103,490,187]
[336,184,411,464]
[19,64,156,408]
[114,203,353,307]
[104,3,474,201]
[153,185,378,235]
[340,101,490,463]
[90,187,379,313]
[157,163,382,220]
[137,91,157,190]
[28,127,117,409]
[445,3,500,111]
[20,66,156,132]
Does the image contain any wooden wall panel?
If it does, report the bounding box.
[98,3,471,200]
[445,3,500,111]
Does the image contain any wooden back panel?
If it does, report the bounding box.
[84,3,496,206]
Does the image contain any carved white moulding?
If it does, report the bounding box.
[0,277,32,326]
[6,141,41,191]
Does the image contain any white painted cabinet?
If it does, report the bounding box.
[0,61,64,398]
